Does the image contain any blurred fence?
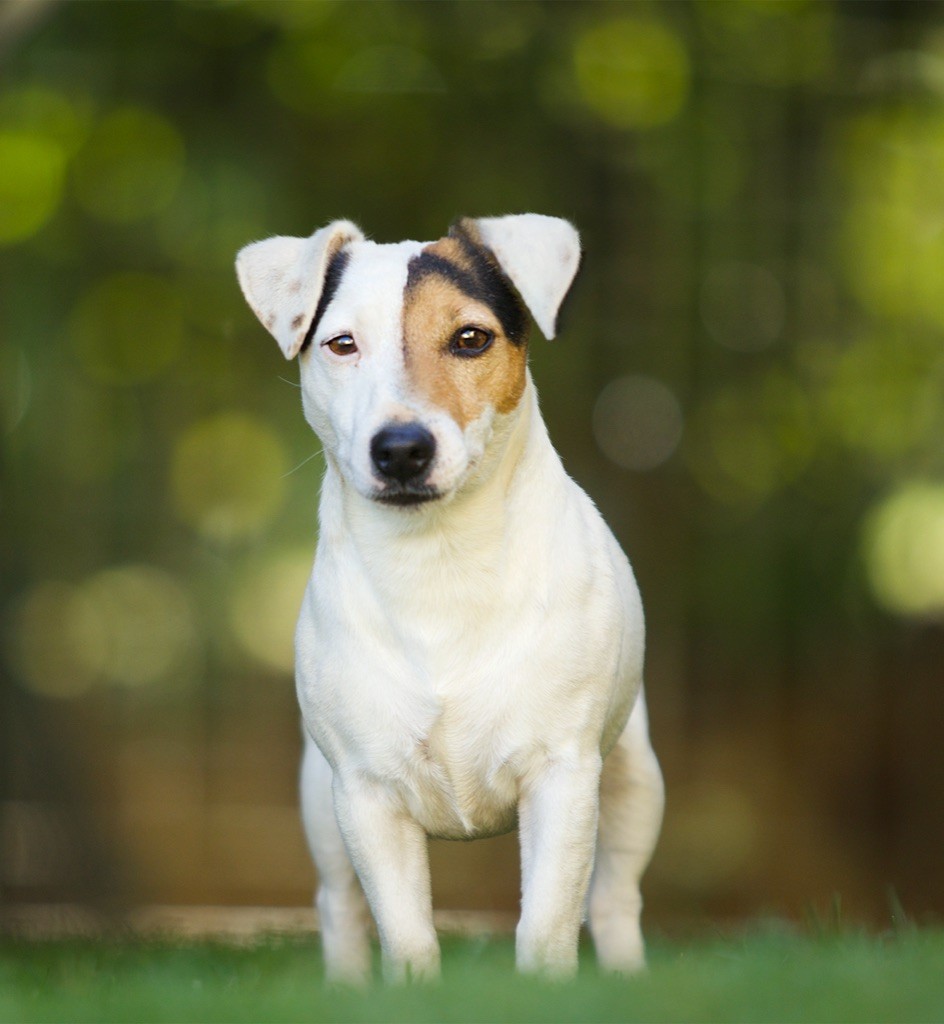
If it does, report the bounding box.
[2,0,943,929]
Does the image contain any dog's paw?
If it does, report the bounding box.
[381,945,441,985]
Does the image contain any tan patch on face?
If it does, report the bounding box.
[402,238,528,429]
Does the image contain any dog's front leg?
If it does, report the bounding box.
[333,776,440,983]
[516,752,602,978]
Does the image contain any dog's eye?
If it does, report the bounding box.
[450,326,493,356]
[323,334,358,357]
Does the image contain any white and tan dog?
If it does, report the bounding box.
[236,214,664,983]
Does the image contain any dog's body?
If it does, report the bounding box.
[236,215,663,983]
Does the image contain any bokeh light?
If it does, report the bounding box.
[573,17,689,129]
[5,566,196,697]
[0,86,90,156]
[69,273,184,386]
[0,132,65,244]
[171,413,289,544]
[76,565,198,688]
[840,106,944,331]
[593,375,684,471]
[71,106,185,224]
[815,332,943,466]
[6,582,101,699]
[228,547,312,673]
[687,374,815,507]
[661,781,759,893]
[864,482,944,618]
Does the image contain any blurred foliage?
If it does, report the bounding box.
[1,0,943,921]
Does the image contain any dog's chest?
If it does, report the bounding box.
[300,537,623,839]
[401,696,521,838]
[334,600,561,838]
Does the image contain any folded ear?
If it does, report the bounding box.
[235,219,363,359]
[470,214,581,340]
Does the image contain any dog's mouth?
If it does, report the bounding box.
[372,485,442,508]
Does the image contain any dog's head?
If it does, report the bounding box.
[236,215,580,508]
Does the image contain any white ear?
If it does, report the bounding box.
[472,214,581,339]
[235,219,363,359]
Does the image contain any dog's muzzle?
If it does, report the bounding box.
[370,422,439,506]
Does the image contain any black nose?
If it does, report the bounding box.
[370,423,436,484]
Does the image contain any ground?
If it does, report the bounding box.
[1,925,942,1023]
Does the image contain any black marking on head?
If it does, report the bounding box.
[409,252,470,293]
[299,248,351,355]
[406,226,528,344]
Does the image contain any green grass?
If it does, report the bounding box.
[1,926,942,1023]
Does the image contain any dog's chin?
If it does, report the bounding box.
[371,486,442,509]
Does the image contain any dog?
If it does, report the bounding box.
[235,214,664,983]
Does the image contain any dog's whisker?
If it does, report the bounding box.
[278,376,302,388]
[283,449,324,478]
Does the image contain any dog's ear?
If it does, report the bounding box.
[235,220,363,359]
[469,214,581,340]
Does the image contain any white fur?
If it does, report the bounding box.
[236,214,664,983]
[475,214,581,339]
[236,220,364,359]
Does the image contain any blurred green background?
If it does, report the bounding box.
[2,0,943,931]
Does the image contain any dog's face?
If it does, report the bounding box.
[237,215,580,508]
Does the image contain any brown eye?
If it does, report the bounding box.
[450,326,493,356]
[323,334,357,357]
